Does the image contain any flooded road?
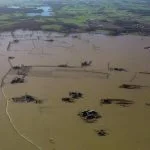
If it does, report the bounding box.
[0,30,150,150]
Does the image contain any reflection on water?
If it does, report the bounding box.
[8,6,54,16]
[27,6,54,17]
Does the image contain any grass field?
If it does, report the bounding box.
[0,0,150,35]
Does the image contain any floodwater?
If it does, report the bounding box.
[8,6,54,16]
[0,30,150,150]
[27,6,54,17]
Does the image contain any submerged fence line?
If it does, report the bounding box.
[30,65,81,69]
[55,68,109,75]
[139,72,150,75]
[0,68,11,88]
[24,65,110,78]
[28,65,109,74]
[129,72,138,82]
[7,42,11,51]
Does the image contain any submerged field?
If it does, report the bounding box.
[0,30,150,150]
[0,0,150,35]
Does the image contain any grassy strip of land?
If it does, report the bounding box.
[0,0,150,35]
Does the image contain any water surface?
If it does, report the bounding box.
[0,31,150,150]
[27,6,54,17]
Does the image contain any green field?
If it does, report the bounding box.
[0,0,150,35]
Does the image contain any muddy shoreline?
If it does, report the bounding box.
[0,19,150,36]
[1,22,150,36]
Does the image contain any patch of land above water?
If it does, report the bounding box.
[0,0,150,35]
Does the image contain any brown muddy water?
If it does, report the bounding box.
[0,30,150,150]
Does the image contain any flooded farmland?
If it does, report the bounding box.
[0,30,150,150]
